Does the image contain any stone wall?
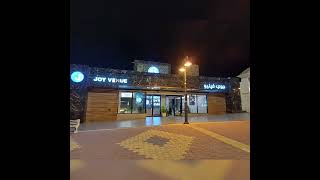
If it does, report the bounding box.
[70,64,90,121]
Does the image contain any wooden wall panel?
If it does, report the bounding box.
[207,94,226,114]
[85,91,118,121]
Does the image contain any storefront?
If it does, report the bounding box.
[70,60,242,122]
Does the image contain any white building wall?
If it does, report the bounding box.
[240,77,250,112]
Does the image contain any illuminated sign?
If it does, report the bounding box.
[121,92,132,98]
[93,76,128,84]
[148,66,160,73]
[203,84,226,90]
[135,92,144,103]
[136,97,142,103]
[71,71,84,83]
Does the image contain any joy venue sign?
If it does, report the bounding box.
[93,76,128,84]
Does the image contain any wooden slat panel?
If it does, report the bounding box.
[87,103,117,107]
[87,98,118,102]
[86,92,118,121]
[86,107,118,112]
[86,114,117,117]
[86,103,118,108]
[207,94,226,114]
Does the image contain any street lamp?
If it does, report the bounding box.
[179,56,192,124]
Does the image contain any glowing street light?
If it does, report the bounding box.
[179,56,192,124]
[184,62,192,67]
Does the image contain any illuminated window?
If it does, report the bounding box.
[119,92,146,114]
[182,94,208,114]
[148,66,160,73]
[187,95,197,113]
[197,95,207,113]
[132,92,146,113]
[119,92,132,114]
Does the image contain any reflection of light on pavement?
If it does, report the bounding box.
[70,137,81,151]
[118,121,133,128]
[70,160,85,173]
[145,117,152,126]
[145,117,162,126]
[137,160,233,180]
[70,137,85,174]
[152,117,161,125]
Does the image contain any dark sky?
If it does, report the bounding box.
[70,0,249,77]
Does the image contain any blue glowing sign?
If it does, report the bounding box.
[136,97,142,103]
[93,76,127,84]
[71,71,84,83]
[135,92,144,103]
[203,84,226,90]
[148,66,160,73]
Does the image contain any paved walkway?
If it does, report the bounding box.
[71,120,250,180]
[79,113,250,131]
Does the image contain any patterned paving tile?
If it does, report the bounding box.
[117,129,194,160]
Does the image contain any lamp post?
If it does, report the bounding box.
[179,56,192,124]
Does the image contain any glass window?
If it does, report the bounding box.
[119,92,132,113]
[197,95,207,113]
[187,95,197,113]
[181,96,185,113]
[132,92,146,113]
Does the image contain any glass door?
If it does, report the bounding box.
[146,95,161,116]
[146,95,153,116]
[174,96,182,116]
[166,95,182,116]
[152,95,161,116]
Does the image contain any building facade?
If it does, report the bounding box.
[70,61,242,122]
[237,67,250,112]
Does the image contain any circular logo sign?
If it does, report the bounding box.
[148,66,160,73]
[71,71,84,83]
[135,92,143,103]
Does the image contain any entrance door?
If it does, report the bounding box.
[146,95,161,116]
[166,96,182,116]
[174,96,182,116]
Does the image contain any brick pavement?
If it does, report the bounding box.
[71,121,250,180]
[71,122,250,160]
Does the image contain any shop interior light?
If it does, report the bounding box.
[121,92,132,98]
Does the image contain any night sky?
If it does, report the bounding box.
[70,0,249,77]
